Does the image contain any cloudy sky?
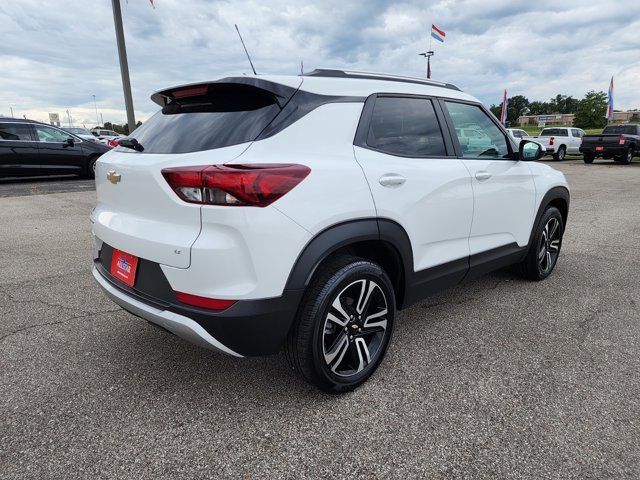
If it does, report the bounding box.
[1,0,639,126]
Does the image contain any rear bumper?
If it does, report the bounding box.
[580,145,626,156]
[92,255,303,357]
[93,266,243,356]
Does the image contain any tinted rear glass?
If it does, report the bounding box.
[602,125,637,134]
[540,128,568,136]
[366,96,446,156]
[130,84,281,154]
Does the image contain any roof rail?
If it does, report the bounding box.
[302,69,460,91]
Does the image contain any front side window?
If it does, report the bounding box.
[0,123,32,141]
[34,125,71,142]
[444,101,509,158]
[366,96,446,157]
[571,129,582,137]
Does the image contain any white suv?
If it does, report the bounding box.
[91,70,569,392]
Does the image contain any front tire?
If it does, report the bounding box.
[516,206,564,281]
[553,146,566,161]
[285,255,396,393]
[83,156,98,179]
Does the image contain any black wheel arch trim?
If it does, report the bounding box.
[527,186,570,248]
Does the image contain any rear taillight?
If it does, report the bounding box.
[549,136,554,146]
[175,291,236,311]
[107,138,119,148]
[619,135,625,145]
[161,164,311,207]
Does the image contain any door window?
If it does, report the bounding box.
[571,129,582,138]
[444,102,509,158]
[0,123,33,141]
[34,125,71,142]
[366,96,446,157]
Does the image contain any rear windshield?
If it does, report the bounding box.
[540,128,567,136]
[602,125,637,134]
[129,84,281,154]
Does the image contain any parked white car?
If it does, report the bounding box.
[91,128,123,145]
[91,69,569,392]
[524,127,585,160]
[506,128,529,141]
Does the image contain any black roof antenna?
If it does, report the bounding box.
[234,24,257,75]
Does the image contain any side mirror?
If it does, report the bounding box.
[63,137,74,147]
[519,139,543,161]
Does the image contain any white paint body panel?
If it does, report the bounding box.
[354,147,473,271]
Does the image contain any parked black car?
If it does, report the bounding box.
[0,118,110,178]
[580,124,640,164]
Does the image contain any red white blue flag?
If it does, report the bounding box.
[606,76,614,121]
[431,24,445,43]
[500,89,508,124]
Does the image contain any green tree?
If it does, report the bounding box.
[528,101,553,115]
[549,94,579,114]
[489,95,529,124]
[573,91,608,129]
[506,95,529,124]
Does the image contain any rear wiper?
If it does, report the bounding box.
[118,138,144,152]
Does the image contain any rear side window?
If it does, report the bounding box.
[0,123,32,141]
[130,84,281,154]
[366,96,446,157]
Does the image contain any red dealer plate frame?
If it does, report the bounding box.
[110,249,139,287]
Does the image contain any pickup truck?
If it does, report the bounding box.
[523,127,585,161]
[579,124,640,164]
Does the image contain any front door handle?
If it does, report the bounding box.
[475,171,492,182]
[379,174,406,187]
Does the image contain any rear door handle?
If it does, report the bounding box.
[379,174,406,187]
[475,171,492,182]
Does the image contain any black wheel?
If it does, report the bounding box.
[285,255,395,393]
[516,206,564,281]
[553,146,566,161]
[83,156,98,179]
[583,154,594,164]
[620,147,633,165]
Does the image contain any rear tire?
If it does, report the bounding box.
[583,154,594,164]
[553,146,566,161]
[516,206,564,281]
[620,147,633,165]
[285,255,396,393]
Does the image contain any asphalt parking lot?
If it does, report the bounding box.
[1,159,639,479]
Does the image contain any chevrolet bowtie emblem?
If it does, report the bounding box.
[107,170,121,184]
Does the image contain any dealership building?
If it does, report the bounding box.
[518,110,640,126]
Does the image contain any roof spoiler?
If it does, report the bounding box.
[150,77,299,108]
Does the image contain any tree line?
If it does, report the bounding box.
[102,120,142,135]
[489,91,616,129]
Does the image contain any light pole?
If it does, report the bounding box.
[419,51,435,79]
[93,94,99,126]
[111,0,136,133]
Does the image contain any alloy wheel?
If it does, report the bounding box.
[538,217,561,274]
[322,279,388,378]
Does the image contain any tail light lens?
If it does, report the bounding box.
[161,164,311,207]
[175,291,236,311]
[107,138,119,148]
[619,135,625,145]
[549,136,554,146]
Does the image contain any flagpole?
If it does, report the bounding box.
[111,0,136,133]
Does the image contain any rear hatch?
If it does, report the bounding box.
[93,77,302,269]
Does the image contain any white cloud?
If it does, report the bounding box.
[1,0,638,125]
